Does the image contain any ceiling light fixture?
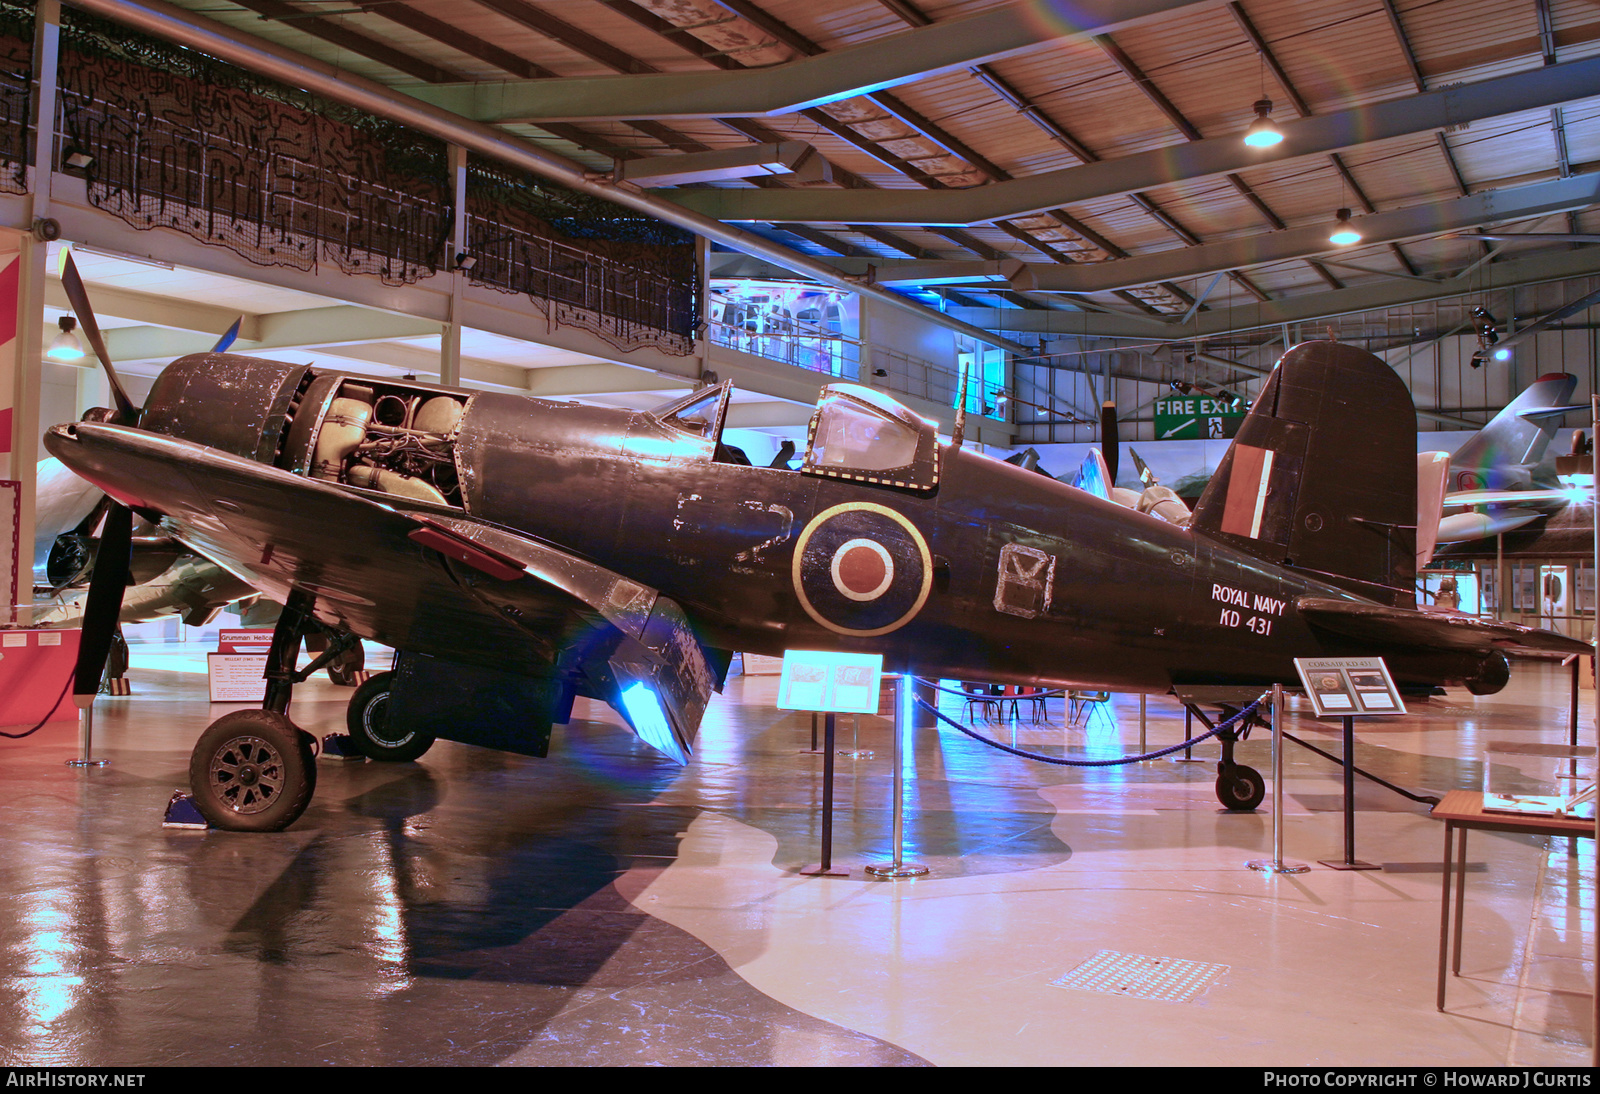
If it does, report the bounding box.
[1242,99,1282,148]
[47,316,83,360]
[1329,208,1361,245]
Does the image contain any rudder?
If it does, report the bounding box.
[1190,341,1417,607]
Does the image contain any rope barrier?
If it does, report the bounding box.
[914,693,1267,768]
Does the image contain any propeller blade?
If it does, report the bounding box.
[211,316,243,353]
[1100,400,1119,487]
[60,252,137,423]
[72,502,132,704]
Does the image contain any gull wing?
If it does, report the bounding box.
[44,423,715,759]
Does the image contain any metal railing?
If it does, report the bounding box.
[708,317,858,378]
[872,346,1008,421]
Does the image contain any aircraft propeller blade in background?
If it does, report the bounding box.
[1100,400,1119,487]
[211,316,243,354]
[61,252,137,425]
[71,502,131,704]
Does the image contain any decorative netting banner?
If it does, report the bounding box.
[59,6,450,286]
[0,3,698,353]
[466,158,698,355]
[0,3,31,196]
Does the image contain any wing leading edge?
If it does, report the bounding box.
[44,423,715,762]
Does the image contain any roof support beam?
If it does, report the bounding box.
[404,0,1220,122]
[949,240,1600,341]
[1010,173,1600,293]
[667,54,1600,224]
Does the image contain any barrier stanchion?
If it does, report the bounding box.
[1248,684,1308,875]
[867,675,927,879]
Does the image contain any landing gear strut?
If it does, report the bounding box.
[1186,701,1266,811]
[187,591,343,832]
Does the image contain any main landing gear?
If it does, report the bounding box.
[344,671,435,762]
[186,593,360,832]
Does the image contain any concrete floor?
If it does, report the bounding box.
[0,648,1592,1066]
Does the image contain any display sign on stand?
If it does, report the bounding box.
[778,650,883,878]
[740,653,784,676]
[776,650,883,714]
[207,628,274,703]
[1292,656,1406,872]
[1293,657,1406,718]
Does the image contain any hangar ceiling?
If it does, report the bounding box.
[49,0,1600,428]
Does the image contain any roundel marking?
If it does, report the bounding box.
[832,538,893,601]
[792,503,932,637]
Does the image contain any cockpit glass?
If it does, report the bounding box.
[812,399,918,471]
[662,390,721,439]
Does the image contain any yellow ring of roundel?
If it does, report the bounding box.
[791,502,933,637]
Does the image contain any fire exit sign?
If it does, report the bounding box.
[1153,396,1246,440]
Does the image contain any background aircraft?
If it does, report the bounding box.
[42,260,1588,832]
[1435,372,1583,545]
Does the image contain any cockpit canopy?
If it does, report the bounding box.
[803,384,940,491]
[651,380,940,490]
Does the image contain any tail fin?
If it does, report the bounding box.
[1190,341,1417,607]
[1449,372,1576,490]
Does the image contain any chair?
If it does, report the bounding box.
[1067,690,1109,726]
[1012,685,1048,723]
[961,681,1001,722]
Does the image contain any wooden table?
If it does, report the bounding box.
[1431,789,1593,1010]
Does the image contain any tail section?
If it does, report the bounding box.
[1449,372,1576,491]
[1191,341,1417,607]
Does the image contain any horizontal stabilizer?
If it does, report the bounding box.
[1298,596,1590,655]
[1518,404,1587,421]
[1444,488,1573,507]
[1436,507,1543,544]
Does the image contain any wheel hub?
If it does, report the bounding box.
[209,735,284,814]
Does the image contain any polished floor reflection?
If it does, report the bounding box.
[0,650,1591,1066]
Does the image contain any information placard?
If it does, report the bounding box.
[776,650,883,714]
[1293,656,1406,717]
[208,653,269,703]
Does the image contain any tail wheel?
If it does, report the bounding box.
[189,710,316,832]
[1216,764,1265,811]
[346,671,435,762]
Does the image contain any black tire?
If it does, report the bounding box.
[346,671,435,762]
[1216,764,1265,811]
[189,710,317,832]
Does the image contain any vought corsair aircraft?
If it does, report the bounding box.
[43,259,1588,831]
